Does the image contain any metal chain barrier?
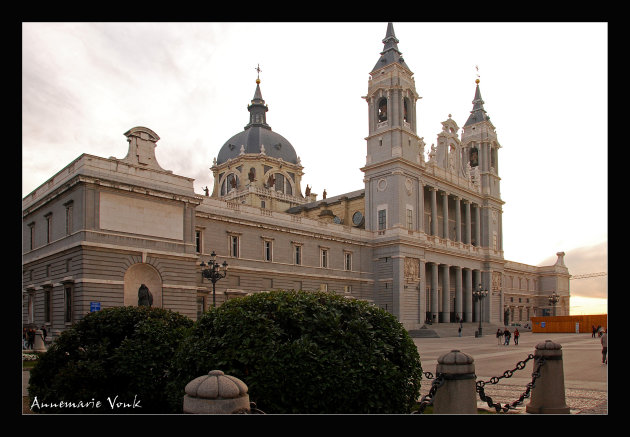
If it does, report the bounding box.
[412,371,445,414]
[475,353,546,413]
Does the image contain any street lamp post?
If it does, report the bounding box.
[200,251,228,308]
[548,292,560,316]
[473,283,488,336]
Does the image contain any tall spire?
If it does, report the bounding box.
[371,22,410,72]
[245,66,271,130]
[464,78,490,127]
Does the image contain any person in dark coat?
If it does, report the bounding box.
[27,328,35,349]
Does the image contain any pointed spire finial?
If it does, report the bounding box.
[255,64,262,84]
[475,64,480,84]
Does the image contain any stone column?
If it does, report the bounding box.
[418,182,424,232]
[441,264,450,322]
[454,266,463,320]
[475,204,481,247]
[419,259,426,322]
[431,262,439,323]
[526,341,570,414]
[464,200,471,245]
[442,191,449,239]
[464,268,473,322]
[433,350,477,414]
[454,197,461,242]
[430,188,438,236]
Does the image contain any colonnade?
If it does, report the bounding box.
[425,186,482,246]
[420,261,486,324]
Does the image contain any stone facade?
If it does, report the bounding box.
[22,23,570,339]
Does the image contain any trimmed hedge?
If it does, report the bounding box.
[28,306,193,414]
[166,290,423,413]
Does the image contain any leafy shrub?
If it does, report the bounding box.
[28,306,192,414]
[166,290,422,413]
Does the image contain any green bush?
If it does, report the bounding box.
[166,290,422,413]
[28,306,193,414]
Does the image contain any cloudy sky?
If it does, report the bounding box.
[22,22,607,313]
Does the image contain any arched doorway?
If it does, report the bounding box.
[123,263,163,307]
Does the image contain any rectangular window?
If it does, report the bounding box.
[65,203,73,235]
[28,294,34,324]
[230,235,239,258]
[294,245,302,265]
[343,285,352,294]
[64,285,73,323]
[264,240,273,262]
[44,287,52,323]
[378,209,387,231]
[196,296,206,320]
[406,208,413,230]
[195,230,202,253]
[344,252,352,271]
[29,223,35,250]
[45,213,52,244]
[320,248,328,268]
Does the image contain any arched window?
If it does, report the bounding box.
[469,146,479,167]
[269,172,293,195]
[220,173,239,196]
[403,98,409,123]
[378,98,388,122]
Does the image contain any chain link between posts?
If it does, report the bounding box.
[413,354,546,414]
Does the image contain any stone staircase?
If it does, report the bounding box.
[408,322,505,338]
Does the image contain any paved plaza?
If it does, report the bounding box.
[414,331,608,414]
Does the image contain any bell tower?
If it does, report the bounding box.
[461,78,504,252]
[362,23,424,232]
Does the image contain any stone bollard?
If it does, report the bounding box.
[433,350,477,414]
[183,370,250,414]
[33,329,47,353]
[526,340,570,414]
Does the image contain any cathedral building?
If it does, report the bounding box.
[22,23,570,339]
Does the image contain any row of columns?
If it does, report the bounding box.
[428,187,481,246]
[423,261,486,324]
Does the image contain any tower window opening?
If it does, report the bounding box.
[469,147,479,167]
[378,98,388,122]
[403,98,409,123]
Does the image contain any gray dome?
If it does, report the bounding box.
[217,126,297,165]
[216,78,298,166]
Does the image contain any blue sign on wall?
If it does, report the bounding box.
[90,302,101,312]
[541,322,546,328]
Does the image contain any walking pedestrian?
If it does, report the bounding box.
[27,328,35,349]
[496,328,503,345]
[600,329,607,364]
[504,328,511,345]
[22,328,28,349]
[513,328,519,345]
[458,325,462,337]
[592,325,597,338]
